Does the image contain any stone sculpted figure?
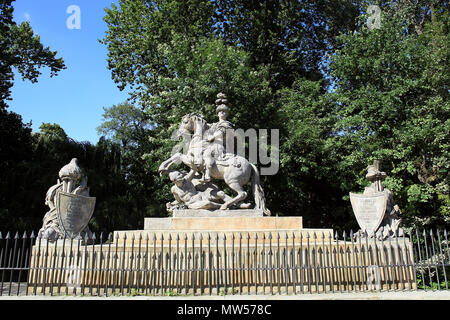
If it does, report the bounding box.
[38,158,95,241]
[353,160,405,240]
[201,93,235,183]
[159,93,270,215]
[166,170,235,212]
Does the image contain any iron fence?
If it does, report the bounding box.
[0,229,448,296]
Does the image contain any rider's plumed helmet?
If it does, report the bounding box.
[215,92,230,115]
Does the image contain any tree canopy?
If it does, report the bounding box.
[0,0,65,110]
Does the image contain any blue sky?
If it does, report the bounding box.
[10,0,129,143]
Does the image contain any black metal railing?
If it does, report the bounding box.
[0,229,448,296]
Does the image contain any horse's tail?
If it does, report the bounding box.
[250,163,271,216]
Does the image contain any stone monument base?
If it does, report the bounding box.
[112,214,323,245]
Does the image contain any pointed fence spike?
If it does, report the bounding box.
[153,233,157,241]
[239,233,242,239]
[255,233,258,240]
[215,233,219,240]
[223,234,226,240]
[292,232,295,239]
[277,233,280,239]
[14,232,19,239]
[191,233,194,240]
[160,234,164,241]
[321,232,325,240]
[6,232,10,239]
[306,233,310,239]
[176,234,180,240]
[168,234,172,241]
[22,231,27,239]
[232,233,235,240]
[92,233,96,240]
[131,233,135,240]
[145,233,149,241]
[285,232,288,239]
[29,231,35,238]
[207,233,211,240]
[313,232,317,239]
[115,233,119,239]
[335,231,339,239]
[138,233,142,240]
[184,234,188,240]
[268,232,272,240]
[262,233,266,240]
[0,232,2,239]
[199,233,203,240]
[343,231,346,239]
[247,233,251,240]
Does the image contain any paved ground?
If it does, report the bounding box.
[1,290,449,300]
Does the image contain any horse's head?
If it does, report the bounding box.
[178,113,195,136]
[178,113,209,169]
[179,113,208,136]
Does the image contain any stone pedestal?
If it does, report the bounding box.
[144,215,302,231]
[111,214,318,245]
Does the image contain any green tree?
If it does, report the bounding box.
[98,102,161,224]
[276,79,357,229]
[329,3,449,228]
[0,0,65,110]
[0,109,34,230]
[0,0,65,229]
[101,0,360,94]
[97,101,149,150]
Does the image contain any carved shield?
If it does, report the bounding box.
[55,191,96,236]
[350,192,387,236]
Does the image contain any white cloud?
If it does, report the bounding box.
[24,13,31,22]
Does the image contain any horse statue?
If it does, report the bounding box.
[158,112,270,215]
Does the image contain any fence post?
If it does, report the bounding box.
[437,230,448,290]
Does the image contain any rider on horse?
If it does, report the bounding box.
[201,93,235,183]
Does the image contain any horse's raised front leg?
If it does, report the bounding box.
[219,181,248,210]
[158,152,182,175]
